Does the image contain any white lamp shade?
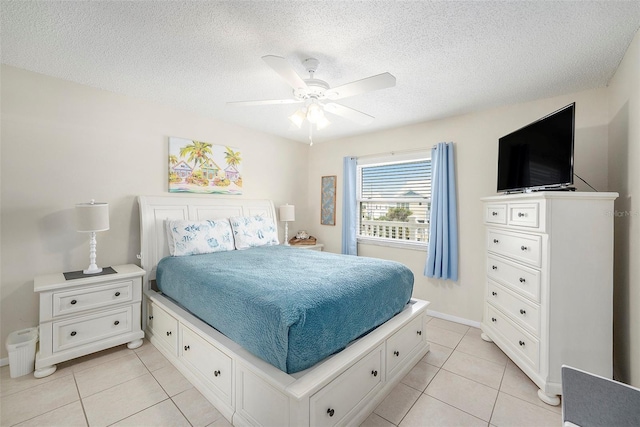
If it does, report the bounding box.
[279,204,295,222]
[76,202,110,232]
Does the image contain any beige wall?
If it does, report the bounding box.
[607,29,640,386]
[0,65,310,359]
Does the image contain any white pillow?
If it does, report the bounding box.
[229,215,279,250]
[166,219,235,256]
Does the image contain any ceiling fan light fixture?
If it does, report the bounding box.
[315,114,331,130]
[288,108,306,128]
[305,102,324,124]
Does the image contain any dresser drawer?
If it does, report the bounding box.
[487,281,540,336]
[310,344,383,427]
[52,280,134,318]
[486,305,539,371]
[508,203,539,228]
[147,302,178,355]
[386,314,424,378]
[180,324,232,404]
[487,254,541,302]
[53,306,133,352]
[487,229,542,268]
[485,204,507,225]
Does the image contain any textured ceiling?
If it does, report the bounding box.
[2,1,639,144]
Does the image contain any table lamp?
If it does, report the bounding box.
[76,199,110,274]
[279,204,295,246]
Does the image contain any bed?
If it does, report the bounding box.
[139,195,430,426]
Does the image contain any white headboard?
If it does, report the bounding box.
[138,195,277,286]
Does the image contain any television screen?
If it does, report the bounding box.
[497,103,575,193]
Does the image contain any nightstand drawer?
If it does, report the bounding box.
[53,306,133,352]
[53,280,134,317]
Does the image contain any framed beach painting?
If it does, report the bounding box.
[169,137,242,195]
[321,175,336,226]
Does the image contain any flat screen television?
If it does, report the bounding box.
[497,103,575,193]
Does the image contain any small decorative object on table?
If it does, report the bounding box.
[289,231,317,246]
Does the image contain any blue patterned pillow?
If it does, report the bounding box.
[166,219,235,256]
[229,215,279,250]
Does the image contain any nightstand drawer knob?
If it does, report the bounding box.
[214,370,221,377]
[492,265,498,270]
[166,331,172,336]
[493,239,499,244]
[71,299,77,305]
[492,211,498,216]
[521,246,528,251]
[519,278,526,283]
[115,292,121,297]
[393,350,400,357]
[184,345,190,351]
[520,309,526,315]
[114,320,120,326]
[70,331,77,336]
[492,291,497,296]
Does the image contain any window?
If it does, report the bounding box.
[357,153,431,249]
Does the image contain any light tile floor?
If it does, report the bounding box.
[0,317,562,426]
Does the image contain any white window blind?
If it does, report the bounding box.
[357,155,431,247]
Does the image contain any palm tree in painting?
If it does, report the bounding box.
[224,147,242,167]
[169,154,178,168]
[180,141,213,171]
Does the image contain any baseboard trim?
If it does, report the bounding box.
[426,309,481,329]
[0,357,9,367]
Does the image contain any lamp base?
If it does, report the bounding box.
[83,266,103,275]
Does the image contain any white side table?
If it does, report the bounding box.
[292,243,324,251]
[33,264,145,378]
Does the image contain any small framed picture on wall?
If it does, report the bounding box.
[321,175,336,226]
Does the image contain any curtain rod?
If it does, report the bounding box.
[354,146,434,161]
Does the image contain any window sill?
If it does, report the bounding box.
[357,236,428,251]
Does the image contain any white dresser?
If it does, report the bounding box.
[33,264,145,377]
[480,192,617,405]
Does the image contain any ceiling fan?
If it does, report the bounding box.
[227,55,396,137]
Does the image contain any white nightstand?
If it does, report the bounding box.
[292,243,324,251]
[33,264,145,378]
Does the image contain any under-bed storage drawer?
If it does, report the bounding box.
[147,301,178,355]
[386,314,424,378]
[310,343,384,427]
[180,323,232,405]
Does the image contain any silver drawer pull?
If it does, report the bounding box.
[519,340,525,347]
[70,299,77,305]
[493,239,499,244]
[491,317,497,322]
[492,291,497,296]
[114,320,120,326]
[521,246,528,251]
[115,292,121,297]
[214,370,221,377]
[371,370,378,377]
[492,211,498,216]
[70,331,77,336]
[327,408,335,417]
[148,315,154,320]
[518,212,526,217]
[393,350,400,357]
[417,330,422,335]
[492,265,498,270]
[166,331,172,336]
[184,345,190,351]
[520,309,526,315]
[519,277,526,283]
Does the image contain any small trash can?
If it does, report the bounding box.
[6,327,38,378]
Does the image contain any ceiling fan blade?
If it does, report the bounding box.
[323,103,374,125]
[227,99,303,106]
[325,72,396,100]
[262,55,309,91]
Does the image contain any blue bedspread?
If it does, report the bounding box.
[156,245,413,373]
